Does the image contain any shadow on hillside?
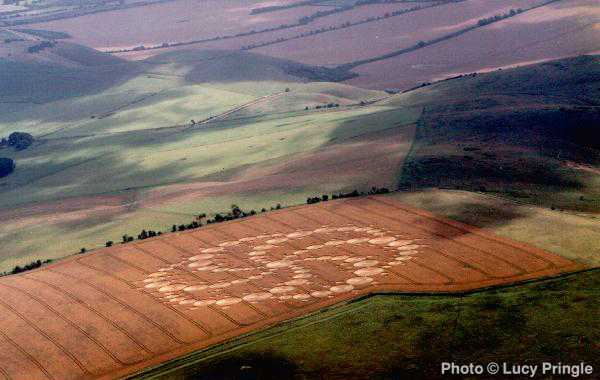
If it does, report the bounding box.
[1,47,357,133]
[396,70,600,214]
[176,352,298,380]
[399,191,528,239]
[0,42,144,105]
[153,49,357,84]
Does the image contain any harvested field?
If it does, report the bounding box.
[346,0,600,89]
[27,0,332,51]
[116,0,547,62]
[255,0,546,65]
[0,195,583,380]
[114,1,424,60]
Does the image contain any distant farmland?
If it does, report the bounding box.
[346,0,600,89]
[254,0,545,65]
[27,0,334,50]
[24,0,600,90]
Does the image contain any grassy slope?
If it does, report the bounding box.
[0,47,373,136]
[0,46,389,205]
[0,88,414,271]
[0,42,401,272]
[0,104,411,207]
[389,55,600,213]
[133,269,600,380]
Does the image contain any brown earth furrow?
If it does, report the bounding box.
[60,261,209,342]
[32,270,171,356]
[0,333,50,380]
[7,275,136,367]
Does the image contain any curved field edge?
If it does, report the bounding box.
[128,268,599,380]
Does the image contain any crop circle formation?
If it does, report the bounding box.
[142,224,424,309]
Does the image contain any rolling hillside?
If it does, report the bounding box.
[0,44,408,272]
[0,42,596,278]
[392,55,600,212]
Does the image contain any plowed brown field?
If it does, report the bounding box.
[0,196,583,379]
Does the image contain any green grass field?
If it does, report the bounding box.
[131,269,600,380]
[0,103,416,208]
[0,71,417,271]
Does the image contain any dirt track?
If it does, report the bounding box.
[0,196,583,379]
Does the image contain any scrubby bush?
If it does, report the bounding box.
[7,132,34,150]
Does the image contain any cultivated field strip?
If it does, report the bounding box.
[0,196,583,379]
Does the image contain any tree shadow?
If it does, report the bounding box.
[176,351,298,380]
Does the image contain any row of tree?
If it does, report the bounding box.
[0,259,53,277]
[96,204,284,250]
[9,187,394,276]
[305,103,340,111]
[241,1,450,51]
[477,9,523,27]
[307,187,390,205]
[114,0,452,54]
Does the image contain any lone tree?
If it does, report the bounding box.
[0,157,15,178]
